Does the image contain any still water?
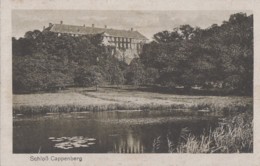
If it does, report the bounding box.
[13,110,219,153]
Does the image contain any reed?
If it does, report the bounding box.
[174,113,253,153]
[13,101,252,115]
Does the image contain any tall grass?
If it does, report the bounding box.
[173,113,253,153]
[13,101,252,115]
[13,88,252,115]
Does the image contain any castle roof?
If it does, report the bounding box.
[49,24,148,40]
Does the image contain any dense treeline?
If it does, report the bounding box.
[13,13,253,95]
[140,12,253,95]
[13,31,127,92]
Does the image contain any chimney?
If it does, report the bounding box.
[83,24,85,27]
[131,28,133,31]
[60,20,63,24]
[43,26,45,30]
[92,24,95,28]
[104,25,107,28]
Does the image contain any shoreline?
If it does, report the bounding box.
[13,88,253,115]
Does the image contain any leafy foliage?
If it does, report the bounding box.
[13,12,253,95]
[13,31,109,93]
[125,58,146,86]
[140,12,253,94]
[74,66,105,90]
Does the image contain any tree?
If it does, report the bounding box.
[13,29,109,93]
[144,67,159,85]
[125,58,145,86]
[24,30,41,39]
[74,66,105,91]
[106,58,125,87]
[179,24,195,40]
[13,12,253,95]
[140,12,253,94]
[153,30,175,43]
[13,54,73,93]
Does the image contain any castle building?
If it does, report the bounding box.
[45,21,148,64]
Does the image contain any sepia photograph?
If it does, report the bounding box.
[12,10,253,154]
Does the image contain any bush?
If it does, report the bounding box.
[74,66,105,90]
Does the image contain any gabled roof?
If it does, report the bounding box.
[49,24,148,40]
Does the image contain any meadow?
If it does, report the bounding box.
[13,86,253,115]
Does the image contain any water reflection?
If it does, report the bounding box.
[13,110,219,153]
[113,130,144,153]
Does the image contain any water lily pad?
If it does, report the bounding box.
[72,143,82,148]
[59,146,73,149]
[88,142,95,145]
[65,147,73,149]
[77,140,87,144]
[87,138,96,141]
[50,136,96,149]
[52,139,63,142]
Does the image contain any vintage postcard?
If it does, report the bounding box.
[1,0,260,165]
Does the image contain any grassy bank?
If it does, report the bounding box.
[13,87,253,115]
[13,87,253,153]
[172,113,253,153]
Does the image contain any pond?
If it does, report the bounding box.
[13,109,220,153]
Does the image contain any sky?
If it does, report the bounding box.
[12,10,253,40]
